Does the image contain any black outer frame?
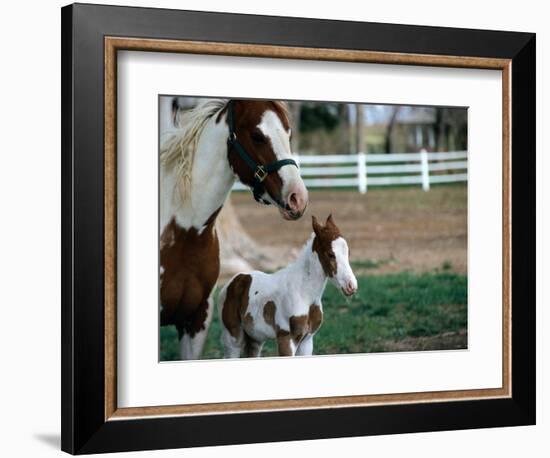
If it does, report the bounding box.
[61,3,536,454]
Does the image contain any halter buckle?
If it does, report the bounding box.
[254,165,268,182]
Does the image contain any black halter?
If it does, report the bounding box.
[226,100,298,205]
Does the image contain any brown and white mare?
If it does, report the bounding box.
[160,99,308,359]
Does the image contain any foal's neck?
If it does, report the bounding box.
[286,236,328,303]
[160,114,235,231]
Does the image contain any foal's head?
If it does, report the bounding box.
[222,100,308,220]
[312,215,358,296]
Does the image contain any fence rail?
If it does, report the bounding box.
[232,150,467,194]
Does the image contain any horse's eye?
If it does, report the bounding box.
[328,252,336,259]
[251,130,266,144]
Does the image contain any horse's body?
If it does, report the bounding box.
[219,215,358,358]
[160,99,308,359]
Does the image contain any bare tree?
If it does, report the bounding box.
[384,107,400,154]
[355,104,366,153]
[433,107,447,152]
[337,103,352,153]
[433,108,467,152]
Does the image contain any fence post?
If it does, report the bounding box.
[420,148,430,191]
[357,152,367,194]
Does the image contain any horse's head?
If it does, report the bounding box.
[312,215,358,296]
[224,100,308,220]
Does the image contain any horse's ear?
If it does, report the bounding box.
[312,215,323,234]
[326,213,335,227]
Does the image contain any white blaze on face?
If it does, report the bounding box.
[258,110,305,200]
[331,237,358,295]
[258,110,292,159]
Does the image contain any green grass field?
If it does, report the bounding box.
[160,268,467,360]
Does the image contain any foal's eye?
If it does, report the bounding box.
[251,130,266,144]
[328,252,336,259]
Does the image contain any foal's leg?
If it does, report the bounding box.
[276,331,296,357]
[295,335,314,356]
[221,326,243,358]
[244,334,264,357]
[179,295,215,360]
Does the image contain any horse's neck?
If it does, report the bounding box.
[284,236,327,304]
[160,117,235,231]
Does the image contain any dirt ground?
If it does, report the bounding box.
[231,185,467,275]
[380,329,467,352]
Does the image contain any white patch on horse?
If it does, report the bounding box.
[330,237,358,295]
[160,103,234,233]
[258,110,302,200]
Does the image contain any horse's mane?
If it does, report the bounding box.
[160,98,227,201]
[160,98,290,202]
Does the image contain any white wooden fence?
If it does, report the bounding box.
[232,150,467,193]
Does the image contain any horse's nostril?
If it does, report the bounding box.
[288,192,298,210]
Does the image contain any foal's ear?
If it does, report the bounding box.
[326,213,335,226]
[312,215,323,234]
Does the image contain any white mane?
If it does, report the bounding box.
[160,98,227,201]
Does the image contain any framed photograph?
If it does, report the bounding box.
[61,3,536,454]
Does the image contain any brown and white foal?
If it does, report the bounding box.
[219,215,358,358]
[160,99,308,360]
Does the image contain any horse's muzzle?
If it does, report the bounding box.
[279,206,305,221]
[281,182,308,220]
